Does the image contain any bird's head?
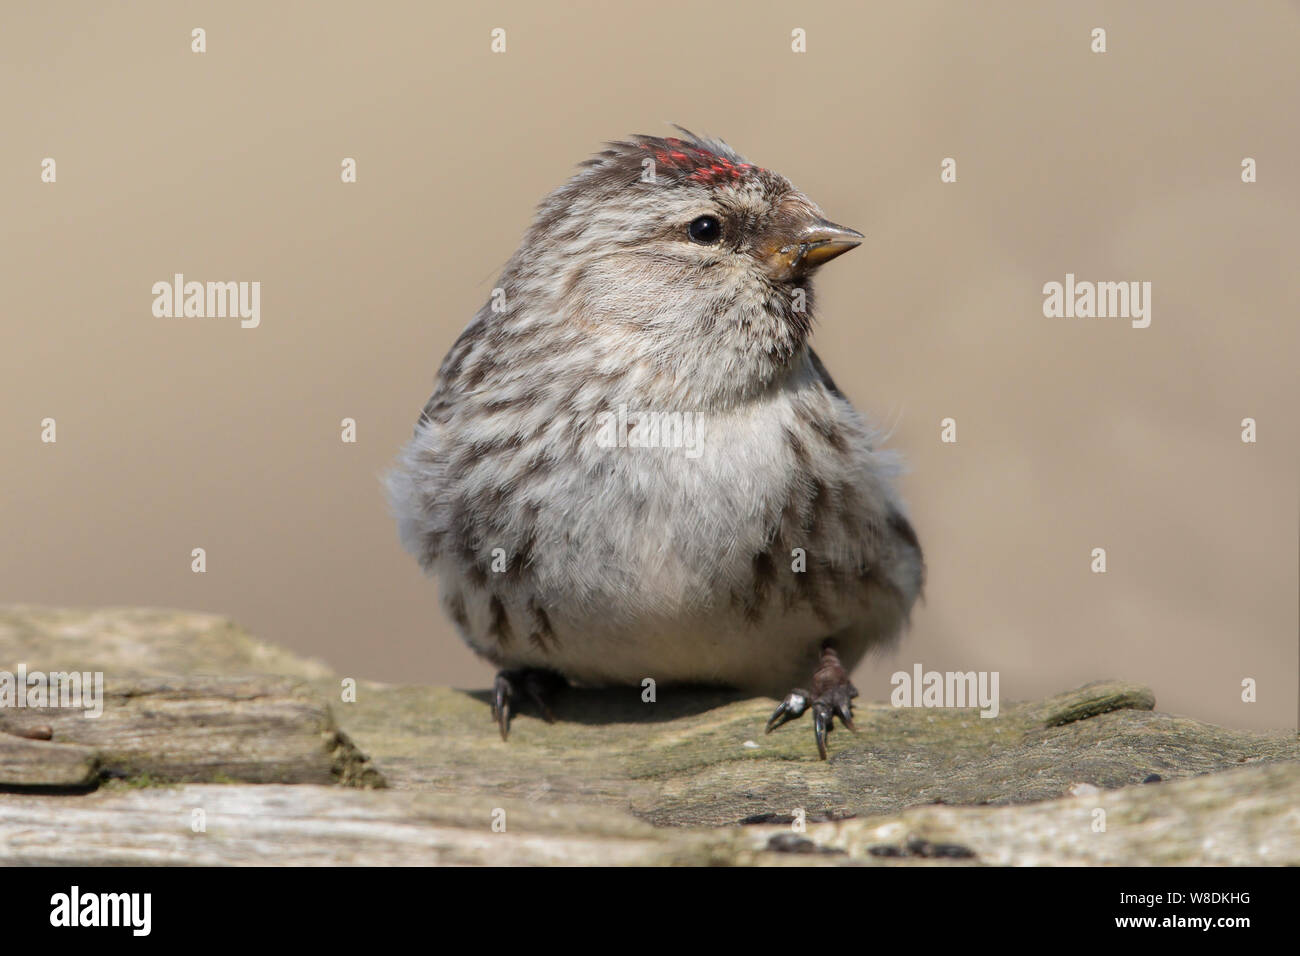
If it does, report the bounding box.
[499,130,863,406]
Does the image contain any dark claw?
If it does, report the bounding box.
[812,702,831,760]
[765,690,811,733]
[492,672,514,741]
[832,692,857,731]
[491,669,566,741]
[765,643,860,759]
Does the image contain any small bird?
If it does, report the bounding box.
[388,129,923,758]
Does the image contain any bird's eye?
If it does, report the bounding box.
[687,215,722,244]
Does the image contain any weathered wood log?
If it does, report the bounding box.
[0,763,1294,866]
[1,681,379,790]
[1,605,1296,865]
[0,735,99,789]
[0,676,382,789]
[322,679,1297,828]
[0,607,381,789]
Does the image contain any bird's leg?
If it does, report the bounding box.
[491,668,566,741]
[765,641,858,759]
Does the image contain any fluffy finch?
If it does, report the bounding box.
[388,130,923,758]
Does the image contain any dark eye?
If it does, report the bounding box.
[688,215,722,244]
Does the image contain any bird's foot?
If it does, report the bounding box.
[765,643,858,759]
[491,668,566,741]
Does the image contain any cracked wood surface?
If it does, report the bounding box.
[1,606,1296,865]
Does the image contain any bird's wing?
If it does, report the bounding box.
[807,347,846,402]
[810,346,923,578]
[413,313,489,435]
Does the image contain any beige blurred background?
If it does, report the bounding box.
[2,1,1296,730]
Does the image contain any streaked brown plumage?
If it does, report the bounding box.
[388,129,923,757]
